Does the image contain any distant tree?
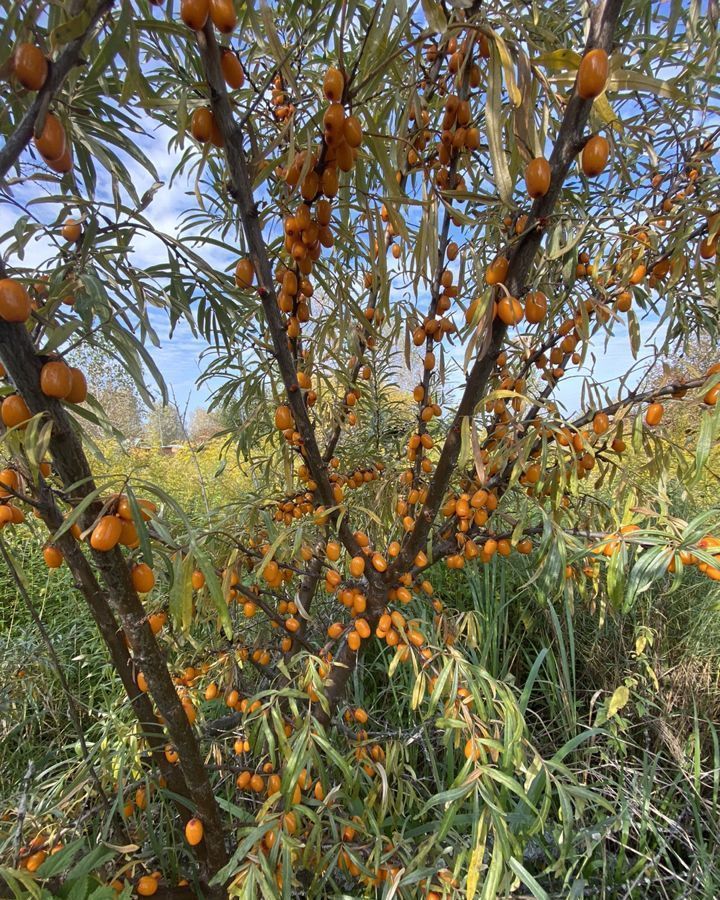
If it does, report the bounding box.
[188,407,225,443]
[70,342,144,442]
[649,336,718,387]
[647,336,719,441]
[145,403,185,446]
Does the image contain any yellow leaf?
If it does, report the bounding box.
[608,69,684,101]
[608,685,630,718]
[421,0,447,33]
[50,8,92,49]
[486,48,513,204]
[411,672,426,710]
[467,809,489,899]
[488,29,521,107]
[533,49,582,71]
[592,93,620,127]
[259,1,299,98]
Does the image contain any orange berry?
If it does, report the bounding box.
[250,773,265,793]
[524,291,547,324]
[645,402,663,426]
[40,360,72,399]
[209,0,237,32]
[180,0,209,30]
[136,875,159,896]
[274,404,293,430]
[221,49,244,88]
[1,394,31,429]
[355,618,371,639]
[14,43,48,91]
[323,67,344,102]
[43,545,64,568]
[65,367,88,403]
[485,256,509,285]
[190,107,213,143]
[191,569,205,589]
[185,817,204,845]
[34,113,66,162]
[90,515,122,552]
[131,562,155,593]
[62,218,82,242]
[0,468,18,497]
[235,257,255,288]
[26,850,47,872]
[343,115,363,148]
[0,278,32,323]
[525,157,551,199]
[576,48,609,100]
[149,612,167,634]
[496,296,523,326]
[582,135,609,176]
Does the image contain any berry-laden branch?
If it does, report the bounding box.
[562,375,708,438]
[424,370,714,571]
[507,372,711,489]
[194,26,413,726]
[232,582,318,655]
[322,342,366,463]
[408,42,476,488]
[391,0,625,578]
[0,0,115,181]
[0,314,228,890]
[194,24,380,594]
[29,477,201,815]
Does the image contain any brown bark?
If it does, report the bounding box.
[33,481,194,804]
[0,318,228,890]
[321,0,625,715]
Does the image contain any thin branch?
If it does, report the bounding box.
[0,0,115,180]
[194,23,383,596]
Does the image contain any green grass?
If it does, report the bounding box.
[2,524,720,897]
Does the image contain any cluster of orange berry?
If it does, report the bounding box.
[273,462,382,524]
[424,34,488,186]
[184,0,244,144]
[0,279,88,432]
[10,40,75,174]
[269,72,293,121]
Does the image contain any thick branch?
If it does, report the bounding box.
[196,19,459,597]
[31,480,195,802]
[0,319,228,887]
[391,0,625,576]
[195,25,379,591]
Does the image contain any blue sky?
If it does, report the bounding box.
[0,117,662,424]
